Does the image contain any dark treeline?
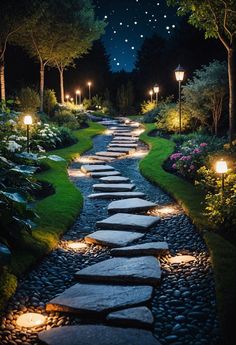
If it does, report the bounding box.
[5,18,227,113]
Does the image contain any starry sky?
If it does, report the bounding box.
[94,0,178,72]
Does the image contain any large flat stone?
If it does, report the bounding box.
[111,140,137,144]
[113,136,138,141]
[38,325,161,345]
[46,283,153,314]
[107,306,154,328]
[99,176,130,183]
[88,192,146,199]
[109,143,138,148]
[84,230,144,247]
[81,165,114,173]
[75,256,161,285]
[111,242,169,257]
[108,147,135,153]
[97,213,160,231]
[108,198,156,213]
[89,155,115,162]
[90,171,121,177]
[113,132,138,137]
[93,183,135,192]
[95,151,126,157]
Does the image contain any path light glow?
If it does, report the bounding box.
[215,159,228,191]
[67,242,88,250]
[169,255,195,264]
[16,313,46,328]
[24,115,33,153]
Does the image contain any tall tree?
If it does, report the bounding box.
[47,0,106,103]
[167,0,236,143]
[0,0,34,101]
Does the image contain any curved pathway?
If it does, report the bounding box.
[0,118,221,345]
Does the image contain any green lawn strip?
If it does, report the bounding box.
[140,123,236,344]
[139,123,208,229]
[0,121,104,308]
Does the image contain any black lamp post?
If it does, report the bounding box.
[175,65,185,134]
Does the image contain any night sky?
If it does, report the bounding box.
[95,0,178,72]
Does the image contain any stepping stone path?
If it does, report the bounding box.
[1,117,220,345]
[88,191,146,199]
[46,283,153,314]
[75,256,161,285]
[111,242,169,257]
[38,325,161,345]
[106,306,154,328]
[99,176,130,183]
[96,213,160,231]
[93,183,135,192]
[108,197,157,213]
[84,230,144,247]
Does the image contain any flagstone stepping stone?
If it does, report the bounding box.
[89,155,115,162]
[84,230,144,247]
[108,198,156,214]
[75,256,161,285]
[38,325,161,345]
[114,136,138,141]
[95,151,126,158]
[46,283,153,314]
[81,165,114,173]
[88,192,146,199]
[97,213,160,231]
[109,143,138,148]
[106,306,154,328]
[93,183,135,192]
[108,147,135,153]
[99,176,130,183]
[90,171,121,178]
[113,132,139,137]
[111,242,169,257]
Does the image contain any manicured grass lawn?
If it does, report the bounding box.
[0,121,104,309]
[140,123,236,345]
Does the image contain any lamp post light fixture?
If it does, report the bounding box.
[175,65,185,134]
[153,85,160,105]
[149,90,153,102]
[23,115,33,153]
[70,97,74,103]
[65,94,70,103]
[215,159,228,191]
[76,89,81,105]
[87,81,92,100]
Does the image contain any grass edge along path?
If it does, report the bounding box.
[139,123,236,345]
[0,121,105,309]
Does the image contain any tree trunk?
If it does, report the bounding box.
[40,62,44,112]
[228,47,236,145]
[0,58,6,101]
[59,68,64,104]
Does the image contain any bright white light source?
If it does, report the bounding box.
[67,242,88,250]
[169,255,195,264]
[24,115,33,125]
[215,160,228,174]
[16,313,46,328]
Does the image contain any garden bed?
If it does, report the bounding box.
[139,123,236,345]
[0,121,105,309]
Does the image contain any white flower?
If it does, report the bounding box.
[8,119,16,125]
[6,140,22,152]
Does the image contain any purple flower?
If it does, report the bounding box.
[180,155,191,161]
[170,152,182,160]
[172,163,177,169]
[190,165,195,170]
[193,148,201,154]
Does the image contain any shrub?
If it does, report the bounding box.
[43,89,57,116]
[18,87,40,114]
[141,101,156,114]
[156,102,191,133]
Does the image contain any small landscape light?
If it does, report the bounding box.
[215,159,228,191]
[16,313,46,328]
[23,115,33,153]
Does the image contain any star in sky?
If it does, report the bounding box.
[95,0,178,71]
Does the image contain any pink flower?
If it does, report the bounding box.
[190,165,195,170]
[193,148,201,154]
[172,163,177,169]
[170,152,182,160]
[200,143,207,147]
[180,155,191,161]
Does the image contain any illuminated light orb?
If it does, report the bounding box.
[16,313,46,328]
[67,242,88,250]
[169,255,195,264]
